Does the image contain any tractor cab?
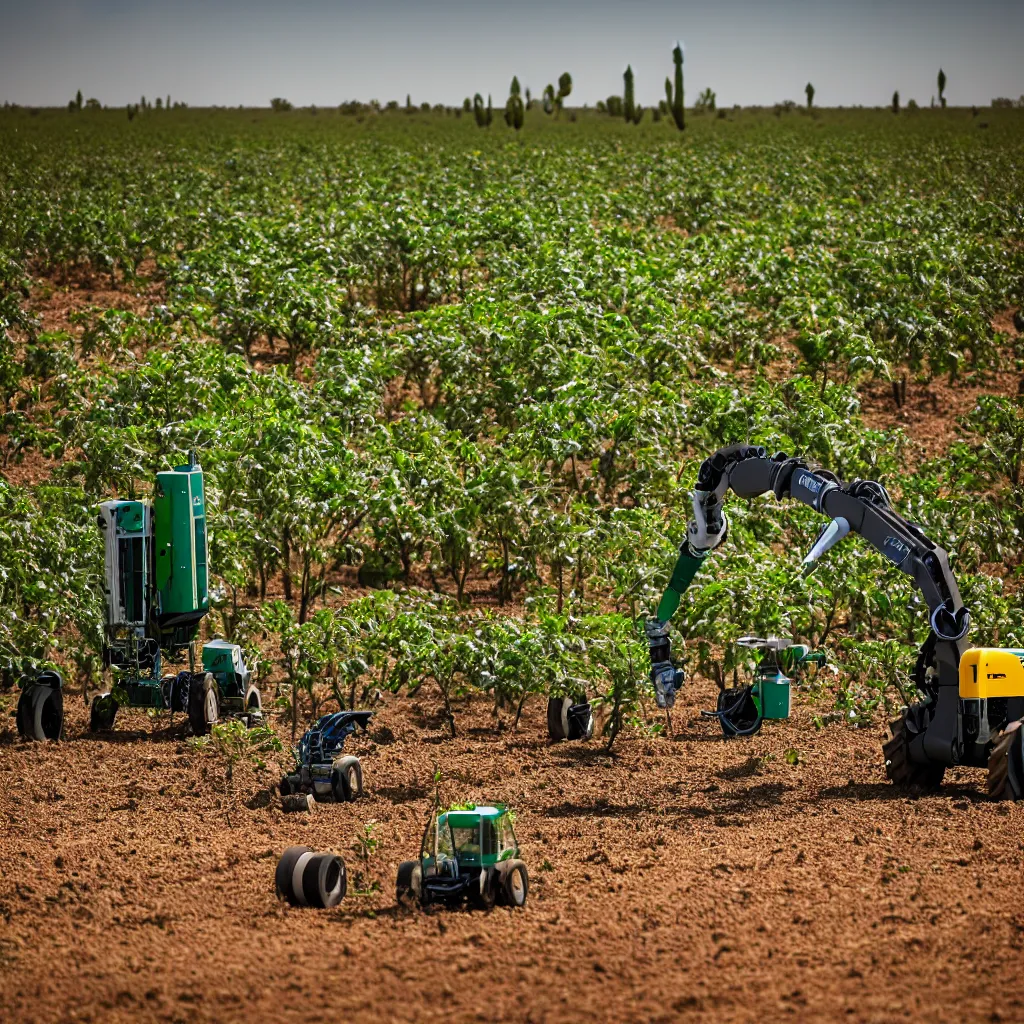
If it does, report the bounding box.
[200,639,261,723]
[202,640,250,697]
[418,804,521,904]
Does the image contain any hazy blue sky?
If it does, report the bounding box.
[1,0,1021,109]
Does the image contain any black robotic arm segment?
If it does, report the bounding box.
[651,447,972,730]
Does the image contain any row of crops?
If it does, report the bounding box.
[1,108,1022,741]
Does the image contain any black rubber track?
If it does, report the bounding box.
[882,707,945,790]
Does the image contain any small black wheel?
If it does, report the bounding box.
[244,686,263,721]
[396,859,423,906]
[883,705,945,790]
[566,699,594,741]
[987,721,1024,801]
[547,697,570,741]
[331,756,363,802]
[502,861,529,908]
[90,693,118,733]
[188,673,219,736]
[17,680,64,741]
[275,845,312,903]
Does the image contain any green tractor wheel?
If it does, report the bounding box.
[188,673,219,736]
[502,861,529,908]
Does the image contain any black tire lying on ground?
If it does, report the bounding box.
[17,675,64,741]
[275,846,312,901]
[275,847,347,908]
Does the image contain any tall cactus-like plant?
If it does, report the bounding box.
[892,90,900,114]
[937,68,947,108]
[505,76,525,131]
[623,66,642,124]
[473,93,487,127]
[543,84,555,115]
[557,72,572,115]
[666,42,685,130]
[805,82,815,109]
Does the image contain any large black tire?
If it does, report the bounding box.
[331,756,363,802]
[883,706,945,790]
[188,673,219,736]
[275,845,313,902]
[17,681,63,741]
[987,721,1024,801]
[162,671,191,713]
[547,697,570,741]
[286,852,346,908]
[89,693,118,733]
[396,859,423,906]
[502,861,529,908]
[279,773,298,797]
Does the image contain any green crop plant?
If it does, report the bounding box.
[938,68,946,108]
[666,42,685,129]
[505,77,525,131]
[1,104,1022,746]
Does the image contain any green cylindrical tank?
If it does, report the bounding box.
[756,669,791,720]
[153,459,208,644]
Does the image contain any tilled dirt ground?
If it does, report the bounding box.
[2,687,1023,1024]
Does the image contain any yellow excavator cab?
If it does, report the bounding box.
[959,649,1024,700]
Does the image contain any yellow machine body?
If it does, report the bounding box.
[959,648,1024,699]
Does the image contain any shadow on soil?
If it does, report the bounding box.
[544,798,647,819]
[817,781,985,803]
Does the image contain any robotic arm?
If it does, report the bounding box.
[648,445,971,760]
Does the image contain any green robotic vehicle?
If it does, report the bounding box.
[16,455,261,739]
[396,803,529,909]
[703,636,826,737]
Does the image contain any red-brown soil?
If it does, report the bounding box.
[2,688,1022,1024]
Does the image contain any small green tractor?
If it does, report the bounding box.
[396,803,529,909]
[16,455,261,739]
